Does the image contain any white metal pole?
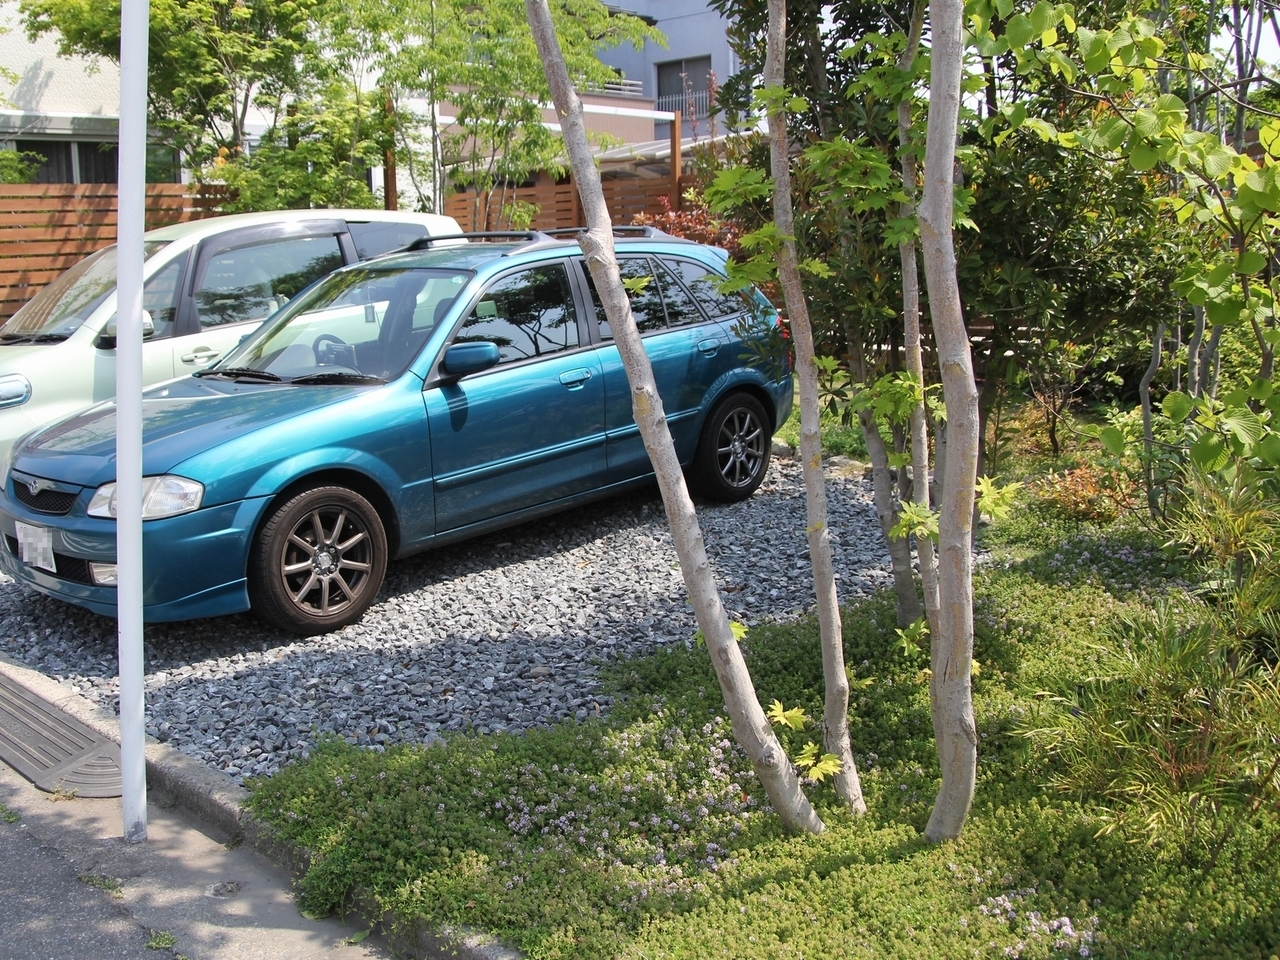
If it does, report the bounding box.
[117,0,150,843]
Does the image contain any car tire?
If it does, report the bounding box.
[691,392,772,502]
[249,485,388,635]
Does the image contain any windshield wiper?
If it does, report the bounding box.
[194,367,283,382]
[289,372,387,385]
[0,332,70,344]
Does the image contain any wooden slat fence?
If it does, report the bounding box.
[444,177,685,232]
[0,183,224,322]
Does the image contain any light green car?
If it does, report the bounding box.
[0,209,461,459]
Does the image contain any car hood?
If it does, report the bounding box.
[12,375,362,487]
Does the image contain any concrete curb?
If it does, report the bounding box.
[0,652,519,959]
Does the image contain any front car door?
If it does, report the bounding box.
[172,221,351,372]
[424,261,606,533]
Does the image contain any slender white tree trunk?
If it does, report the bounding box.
[764,0,865,815]
[526,0,824,834]
[860,407,923,626]
[896,1,940,636]
[918,0,980,843]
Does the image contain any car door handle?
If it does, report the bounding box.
[180,347,221,364]
[558,368,593,389]
[697,337,722,356]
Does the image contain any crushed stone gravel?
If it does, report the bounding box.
[0,458,891,782]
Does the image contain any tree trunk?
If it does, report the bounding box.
[918,0,980,843]
[765,0,865,815]
[861,408,923,626]
[895,0,937,634]
[1201,323,1224,398]
[1187,304,1205,398]
[1140,322,1165,519]
[526,0,824,835]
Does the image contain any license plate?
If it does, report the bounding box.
[14,521,55,573]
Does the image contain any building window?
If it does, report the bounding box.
[14,140,73,184]
[655,56,712,139]
[77,142,119,183]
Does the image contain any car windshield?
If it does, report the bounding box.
[209,266,471,382]
[0,242,169,341]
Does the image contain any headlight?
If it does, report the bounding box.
[0,374,31,409]
[87,475,204,519]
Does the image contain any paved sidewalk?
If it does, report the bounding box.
[0,761,389,960]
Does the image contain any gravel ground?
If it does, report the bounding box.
[0,457,891,782]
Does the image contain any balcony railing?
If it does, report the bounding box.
[584,78,647,99]
[655,89,712,118]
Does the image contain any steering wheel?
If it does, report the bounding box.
[313,333,357,369]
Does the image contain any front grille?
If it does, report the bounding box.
[53,554,94,585]
[12,483,78,516]
[5,534,96,585]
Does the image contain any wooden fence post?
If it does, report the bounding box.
[383,92,398,211]
[669,110,682,212]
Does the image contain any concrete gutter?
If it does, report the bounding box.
[0,651,520,960]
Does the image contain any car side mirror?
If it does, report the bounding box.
[97,310,155,349]
[440,342,500,379]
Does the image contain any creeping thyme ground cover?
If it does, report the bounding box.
[247,504,1280,959]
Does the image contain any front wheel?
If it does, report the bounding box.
[691,393,772,502]
[249,485,388,635]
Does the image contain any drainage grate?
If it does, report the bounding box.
[0,674,122,798]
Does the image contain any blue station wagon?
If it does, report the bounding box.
[0,229,792,634]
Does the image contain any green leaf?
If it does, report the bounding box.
[1257,433,1280,465]
[1190,433,1230,472]
[1221,408,1264,445]
[800,258,834,278]
[348,929,372,945]
[1161,391,1195,423]
[995,0,1014,17]
[1129,141,1159,171]
[767,700,810,731]
[1206,297,1246,326]
[1237,250,1267,274]
[806,752,844,782]
[1005,13,1034,48]
[1132,108,1160,138]
[1099,425,1126,457]
[1249,377,1274,401]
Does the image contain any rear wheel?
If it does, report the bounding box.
[692,393,772,502]
[249,485,388,635]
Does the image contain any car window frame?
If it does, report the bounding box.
[658,255,752,322]
[425,257,592,388]
[174,220,355,337]
[573,253,719,345]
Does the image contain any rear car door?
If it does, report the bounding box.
[171,220,351,372]
[577,255,737,482]
[424,261,606,533]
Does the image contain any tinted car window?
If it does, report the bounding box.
[580,257,665,339]
[652,258,704,327]
[195,235,343,328]
[457,264,579,363]
[140,257,182,339]
[663,257,750,319]
[348,221,430,259]
[213,267,468,380]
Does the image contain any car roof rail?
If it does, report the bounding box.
[402,230,560,255]
[399,225,692,258]
[541,225,686,242]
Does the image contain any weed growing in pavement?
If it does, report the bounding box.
[0,802,18,823]
[144,930,177,950]
[246,505,1280,959]
[77,873,122,899]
